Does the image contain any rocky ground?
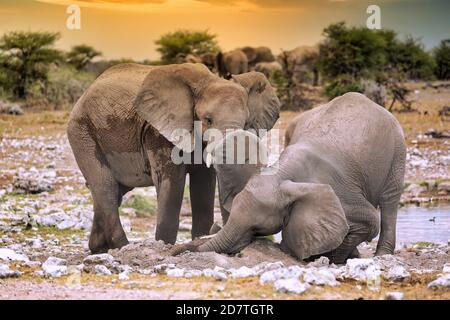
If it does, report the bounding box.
[0,83,449,299]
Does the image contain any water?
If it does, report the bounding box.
[396,204,450,245]
[273,204,450,245]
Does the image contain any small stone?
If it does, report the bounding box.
[166,268,185,277]
[273,278,309,294]
[43,256,67,266]
[0,248,29,262]
[118,271,129,281]
[229,266,257,278]
[202,267,228,281]
[443,263,450,274]
[384,266,411,282]
[428,274,450,289]
[345,258,381,281]
[384,292,404,300]
[259,266,305,284]
[307,256,330,268]
[0,264,21,278]
[303,268,339,287]
[41,256,68,278]
[95,265,112,276]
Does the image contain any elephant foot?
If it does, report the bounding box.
[374,248,394,257]
[89,230,129,254]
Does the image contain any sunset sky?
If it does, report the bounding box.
[0,0,449,60]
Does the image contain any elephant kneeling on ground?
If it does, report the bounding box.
[171,92,406,264]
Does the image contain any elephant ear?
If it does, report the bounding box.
[279,181,349,260]
[134,63,214,153]
[231,72,280,133]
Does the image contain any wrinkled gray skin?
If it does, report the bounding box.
[216,49,249,78]
[241,46,276,69]
[174,93,406,264]
[67,63,280,253]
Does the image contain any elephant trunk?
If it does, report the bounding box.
[198,219,250,254]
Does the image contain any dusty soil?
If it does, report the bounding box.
[0,82,449,299]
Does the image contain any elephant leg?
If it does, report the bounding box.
[67,121,128,253]
[89,178,129,253]
[328,203,380,264]
[189,165,216,239]
[153,165,187,244]
[375,201,400,256]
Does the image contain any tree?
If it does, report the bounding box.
[155,30,220,64]
[434,39,450,80]
[67,44,102,70]
[0,31,62,99]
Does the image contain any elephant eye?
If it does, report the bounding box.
[204,116,213,126]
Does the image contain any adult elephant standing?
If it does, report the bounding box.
[67,63,280,253]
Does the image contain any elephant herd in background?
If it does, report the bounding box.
[177,46,283,79]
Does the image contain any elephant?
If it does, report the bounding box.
[175,53,202,64]
[215,49,249,78]
[240,46,276,69]
[171,92,406,264]
[67,63,281,253]
[254,61,283,77]
[278,46,320,86]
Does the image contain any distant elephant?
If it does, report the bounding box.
[67,63,280,253]
[254,61,283,77]
[175,53,202,64]
[240,46,275,69]
[172,93,406,264]
[278,46,320,86]
[199,53,217,72]
[216,49,248,78]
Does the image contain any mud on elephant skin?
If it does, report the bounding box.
[172,92,406,264]
[67,63,280,253]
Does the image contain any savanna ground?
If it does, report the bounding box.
[0,82,449,300]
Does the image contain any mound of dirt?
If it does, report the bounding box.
[110,238,301,270]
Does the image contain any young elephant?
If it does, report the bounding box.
[172,92,406,263]
[67,63,280,253]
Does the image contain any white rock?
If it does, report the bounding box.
[307,256,330,268]
[0,264,21,278]
[42,264,68,278]
[259,266,305,284]
[443,263,450,274]
[384,292,404,300]
[273,278,309,294]
[0,248,29,262]
[428,274,450,289]
[166,268,185,277]
[384,266,410,282]
[95,265,112,276]
[183,269,203,278]
[303,268,339,287]
[118,271,130,281]
[43,256,67,266]
[229,266,257,278]
[41,257,68,278]
[202,267,228,281]
[345,258,381,281]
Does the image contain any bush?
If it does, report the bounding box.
[0,31,62,99]
[28,65,96,109]
[67,44,102,71]
[434,39,450,80]
[155,30,220,64]
[324,75,364,99]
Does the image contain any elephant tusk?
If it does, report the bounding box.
[205,152,213,168]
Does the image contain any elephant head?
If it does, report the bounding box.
[171,172,349,261]
[134,63,280,153]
